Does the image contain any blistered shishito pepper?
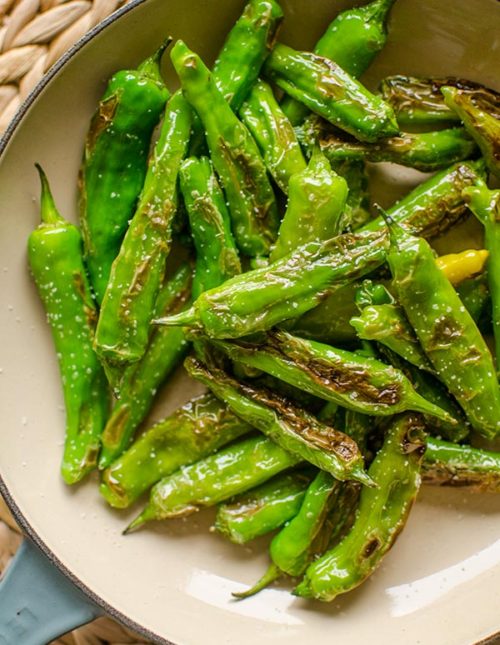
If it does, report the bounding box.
[100,393,250,508]
[156,229,388,339]
[213,331,453,421]
[171,40,279,258]
[332,160,371,231]
[436,249,488,286]
[79,43,170,304]
[239,79,307,194]
[270,148,347,261]
[297,116,477,173]
[442,86,500,178]
[423,437,500,493]
[125,434,301,533]
[386,219,500,439]
[455,274,491,331]
[97,263,192,469]
[28,167,109,484]
[215,470,314,545]
[94,91,192,367]
[186,356,373,486]
[463,181,500,372]
[179,157,241,299]
[295,413,425,601]
[212,0,283,110]
[362,159,486,238]
[282,0,396,126]
[379,76,484,128]
[263,43,399,143]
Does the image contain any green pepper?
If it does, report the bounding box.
[156,229,388,339]
[423,437,500,493]
[239,79,307,194]
[270,147,347,261]
[212,331,454,422]
[97,263,192,469]
[282,0,396,126]
[295,413,426,601]
[79,43,170,304]
[332,160,371,232]
[214,470,314,545]
[186,356,372,486]
[386,218,500,439]
[455,274,491,331]
[179,157,241,299]
[94,91,192,367]
[379,76,485,128]
[298,116,478,172]
[263,43,399,143]
[28,166,109,484]
[171,40,279,258]
[442,86,500,178]
[212,0,283,110]
[125,434,301,533]
[100,393,250,508]
[463,181,500,373]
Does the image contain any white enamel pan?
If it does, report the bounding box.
[0,1,500,643]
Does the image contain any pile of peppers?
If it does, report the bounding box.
[28,0,500,604]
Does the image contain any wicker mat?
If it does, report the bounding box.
[0,3,154,642]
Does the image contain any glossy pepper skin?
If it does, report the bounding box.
[97,263,192,469]
[379,76,485,128]
[28,167,109,484]
[126,434,301,533]
[212,0,283,110]
[436,249,489,286]
[361,159,486,239]
[297,116,477,173]
[270,147,347,261]
[332,159,371,232]
[186,356,372,486]
[423,438,500,493]
[282,0,396,127]
[213,331,453,422]
[79,43,170,304]
[171,40,279,258]
[295,413,426,601]
[215,470,314,545]
[179,157,241,299]
[94,91,192,367]
[386,220,500,439]
[463,182,500,373]
[263,43,399,143]
[442,86,500,178]
[100,393,250,508]
[239,79,306,194]
[157,229,388,339]
[455,274,491,331]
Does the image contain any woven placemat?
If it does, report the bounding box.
[0,5,154,642]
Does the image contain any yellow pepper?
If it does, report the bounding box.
[436,249,488,286]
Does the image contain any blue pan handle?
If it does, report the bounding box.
[0,538,102,645]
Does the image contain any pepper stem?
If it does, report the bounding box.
[232,563,281,600]
[153,307,199,329]
[350,464,376,488]
[123,505,155,535]
[137,37,172,83]
[35,164,64,226]
[368,0,397,21]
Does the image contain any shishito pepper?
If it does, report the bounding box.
[171,40,279,258]
[442,85,500,178]
[179,157,241,299]
[97,263,192,469]
[386,218,500,439]
[282,0,396,126]
[295,413,425,601]
[100,393,250,508]
[463,181,500,373]
[28,167,109,484]
[186,356,372,486]
[94,91,192,367]
[156,228,388,339]
[79,43,170,304]
[263,43,399,143]
[212,331,453,421]
[239,79,307,194]
[269,147,347,261]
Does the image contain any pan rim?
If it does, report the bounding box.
[0,1,174,642]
